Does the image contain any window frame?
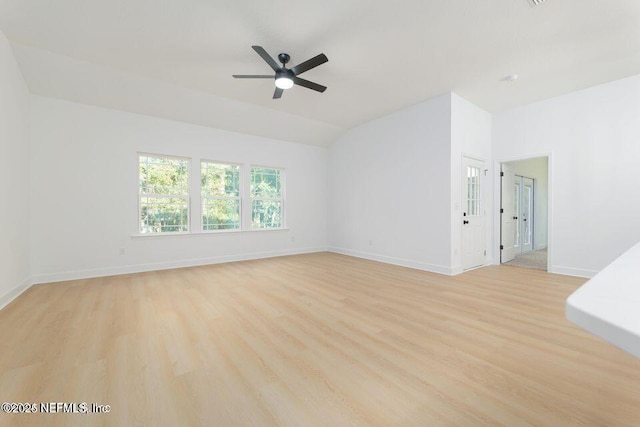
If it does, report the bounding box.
[249,165,286,230]
[200,159,243,233]
[138,152,191,235]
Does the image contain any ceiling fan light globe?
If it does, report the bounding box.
[275,77,294,90]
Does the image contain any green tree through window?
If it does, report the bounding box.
[139,155,189,233]
[201,162,241,230]
[251,167,283,229]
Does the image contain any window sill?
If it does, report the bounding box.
[131,228,290,238]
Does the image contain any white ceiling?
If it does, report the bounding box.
[1,0,640,146]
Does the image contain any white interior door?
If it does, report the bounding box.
[501,165,516,263]
[462,157,485,270]
[521,177,534,253]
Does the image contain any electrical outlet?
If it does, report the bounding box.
[368,240,373,246]
[119,248,125,256]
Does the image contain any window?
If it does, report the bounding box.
[139,154,189,233]
[466,166,481,216]
[250,167,284,229]
[201,161,241,231]
[136,156,286,235]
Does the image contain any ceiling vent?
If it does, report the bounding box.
[528,0,547,5]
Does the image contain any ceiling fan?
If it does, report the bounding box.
[233,46,328,99]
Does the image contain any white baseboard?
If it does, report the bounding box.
[450,265,464,276]
[455,257,495,275]
[0,277,33,311]
[329,246,455,276]
[21,246,598,291]
[30,247,328,285]
[548,265,598,278]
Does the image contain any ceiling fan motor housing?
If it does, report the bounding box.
[278,53,290,65]
[276,69,295,79]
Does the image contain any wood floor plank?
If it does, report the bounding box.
[1,252,639,426]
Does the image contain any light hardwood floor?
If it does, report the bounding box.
[1,252,639,426]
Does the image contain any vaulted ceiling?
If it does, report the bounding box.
[1,0,639,145]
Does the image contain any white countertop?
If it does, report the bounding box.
[566,241,640,358]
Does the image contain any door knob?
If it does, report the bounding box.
[463,220,469,225]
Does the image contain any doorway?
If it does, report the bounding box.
[500,157,548,271]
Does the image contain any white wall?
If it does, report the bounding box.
[328,94,454,274]
[15,54,639,287]
[504,157,548,251]
[451,93,493,272]
[29,96,328,283]
[0,31,30,307]
[494,74,640,277]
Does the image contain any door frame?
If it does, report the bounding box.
[500,163,517,263]
[494,153,552,272]
[461,155,487,271]
[460,153,489,272]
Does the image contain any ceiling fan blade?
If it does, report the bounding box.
[273,87,284,99]
[232,75,273,79]
[252,46,280,71]
[292,76,327,93]
[290,53,328,76]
